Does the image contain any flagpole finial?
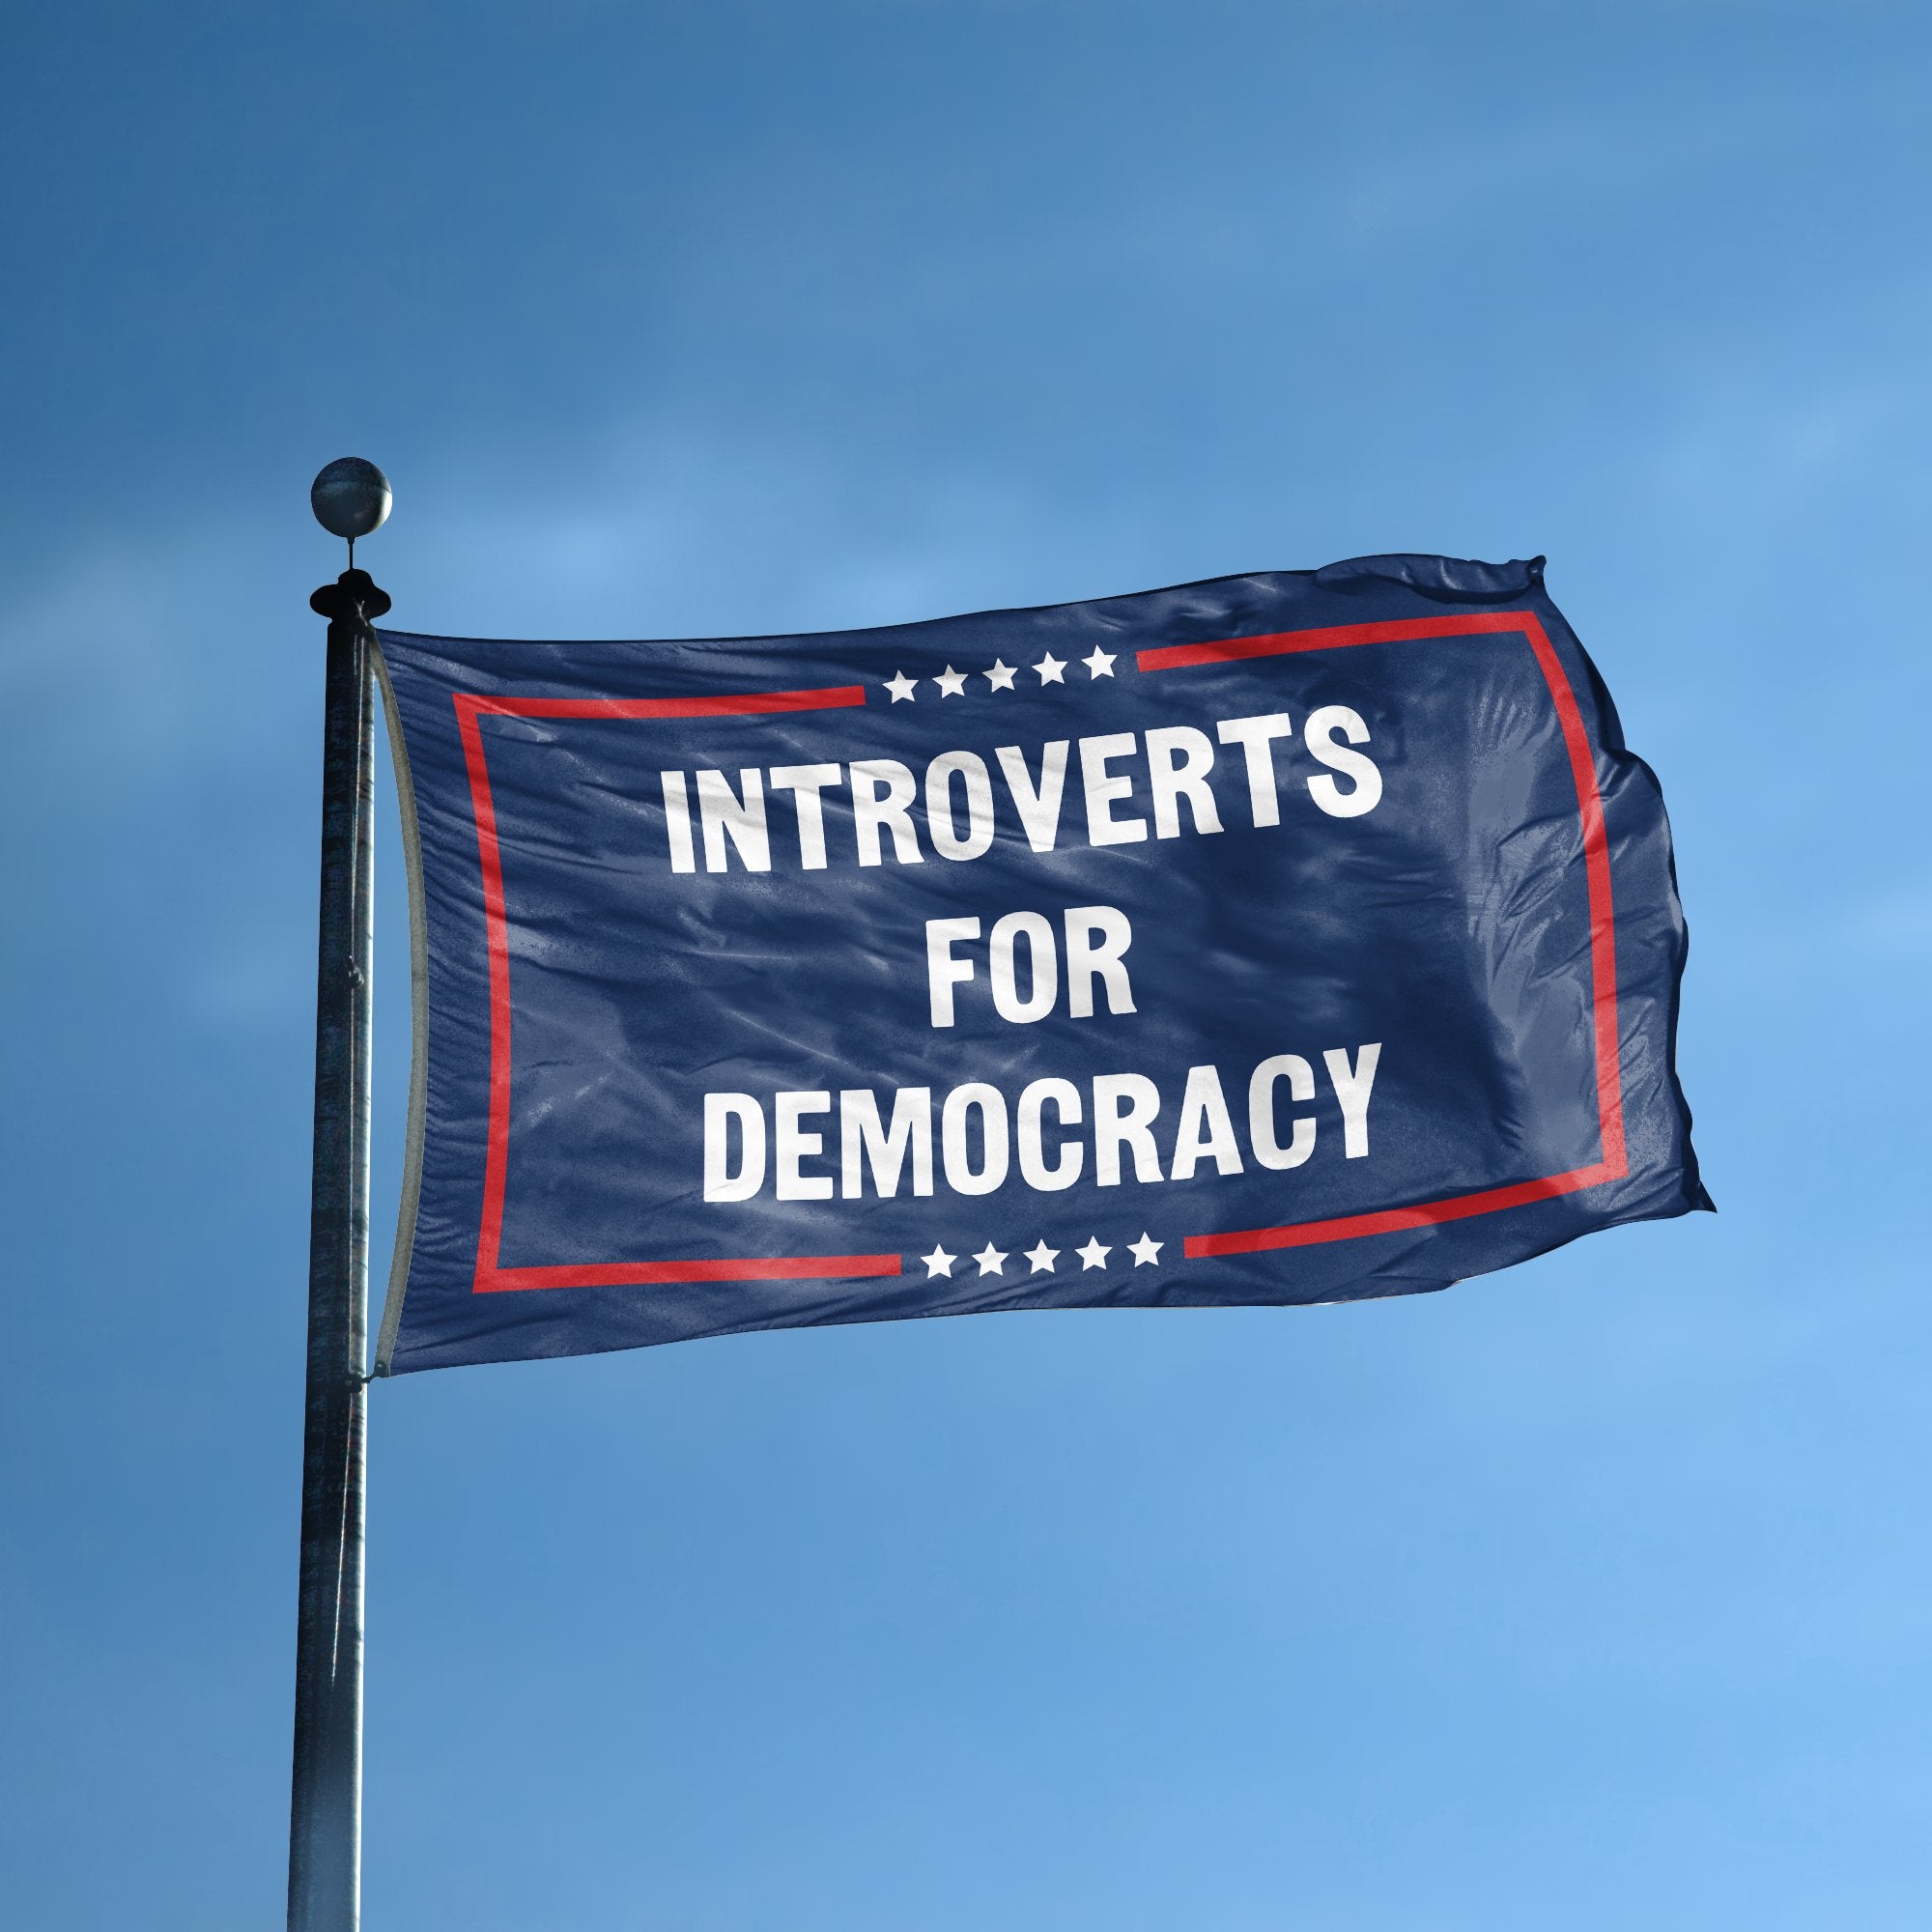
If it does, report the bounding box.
[311,457,392,568]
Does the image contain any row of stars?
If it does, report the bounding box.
[919,1233,1163,1279]
[883,648,1118,702]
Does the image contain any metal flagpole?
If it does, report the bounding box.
[290,460,391,1932]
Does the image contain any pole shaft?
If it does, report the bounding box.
[290,577,380,1932]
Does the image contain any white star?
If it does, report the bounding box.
[933,665,968,697]
[1024,1239,1060,1274]
[1076,1236,1112,1270]
[1128,1233,1164,1267]
[923,1245,956,1278]
[1081,646,1117,679]
[983,659,1017,692]
[1033,653,1066,685]
[973,1242,1008,1276]
[884,670,918,703]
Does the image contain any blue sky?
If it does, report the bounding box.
[4,3,1929,1926]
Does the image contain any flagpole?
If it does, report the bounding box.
[290,461,391,1932]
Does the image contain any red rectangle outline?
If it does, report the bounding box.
[453,684,901,1292]
[452,613,1627,1292]
[1138,610,1629,1256]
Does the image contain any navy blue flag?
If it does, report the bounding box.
[371,554,1707,1376]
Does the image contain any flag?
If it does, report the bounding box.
[371,554,1707,1374]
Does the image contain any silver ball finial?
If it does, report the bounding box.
[310,457,392,543]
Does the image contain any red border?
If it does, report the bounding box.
[454,684,901,1293]
[452,611,1627,1293]
[1137,611,1628,1257]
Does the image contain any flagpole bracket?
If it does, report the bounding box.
[310,571,392,626]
